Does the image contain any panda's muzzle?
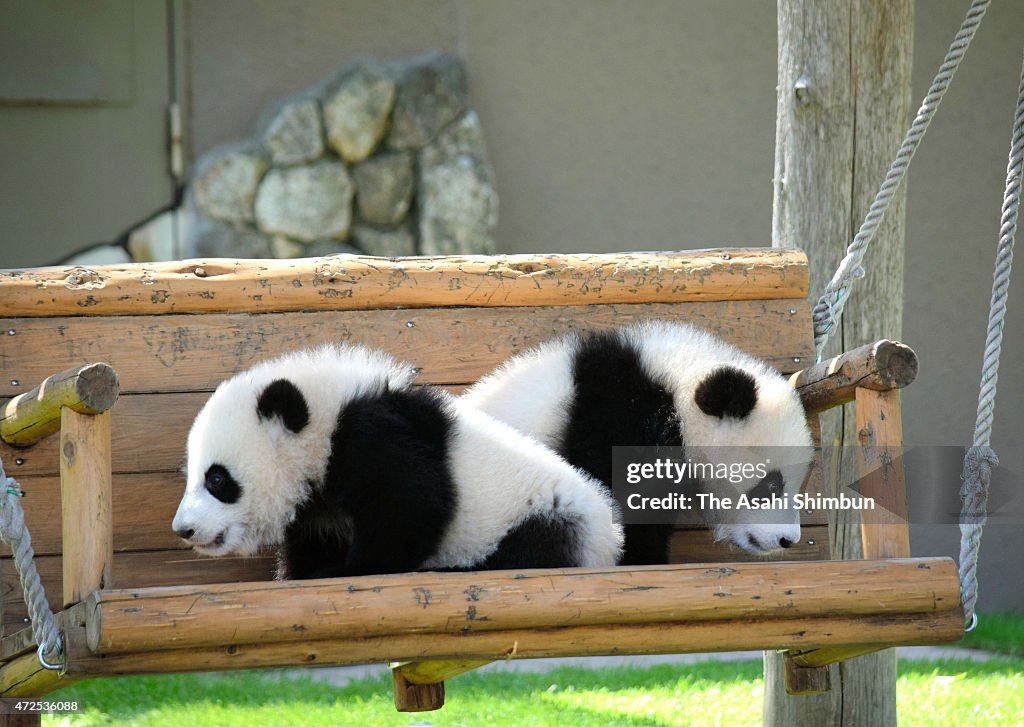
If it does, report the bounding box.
[172,525,226,550]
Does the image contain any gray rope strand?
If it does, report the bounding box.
[812,0,991,356]
[0,458,63,666]
[958,49,1024,626]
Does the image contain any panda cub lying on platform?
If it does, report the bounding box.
[172,345,623,579]
[462,320,814,565]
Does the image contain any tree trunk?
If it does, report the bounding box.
[766,1,913,725]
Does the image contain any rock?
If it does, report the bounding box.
[192,148,267,225]
[300,240,363,258]
[62,243,133,266]
[254,161,354,242]
[188,217,275,259]
[352,223,417,257]
[127,208,198,262]
[270,236,306,259]
[351,152,414,225]
[417,111,498,255]
[388,52,468,150]
[263,98,324,166]
[322,63,395,163]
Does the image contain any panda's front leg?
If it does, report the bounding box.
[277,531,351,580]
[340,518,433,577]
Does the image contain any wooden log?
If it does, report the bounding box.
[0,250,809,317]
[392,668,445,712]
[790,340,918,415]
[391,659,493,685]
[61,609,964,684]
[788,643,892,669]
[84,558,960,655]
[59,410,112,607]
[0,299,813,401]
[767,0,913,722]
[855,388,911,560]
[0,364,119,448]
[2,550,277,633]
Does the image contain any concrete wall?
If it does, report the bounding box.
[0,1,174,268]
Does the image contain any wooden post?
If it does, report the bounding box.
[60,409,113,607]
[767,1,913,725]
[855,388,911,560]
[391,668,446,712]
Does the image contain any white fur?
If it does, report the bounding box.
[423,397,622,569]
[463,320,814,555]
[173,344,623,569]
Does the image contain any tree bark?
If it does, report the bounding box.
[767,1,913,725]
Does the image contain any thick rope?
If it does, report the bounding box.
[958,49,1024,626]
[812,0,991,356]
[0,458,63,667]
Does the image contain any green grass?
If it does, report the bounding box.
[40,657,1024,727]
[960,612,1024,657]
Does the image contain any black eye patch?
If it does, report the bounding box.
[747,469,785,499]
[204,464,241,504]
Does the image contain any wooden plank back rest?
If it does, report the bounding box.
[0,251,830,632]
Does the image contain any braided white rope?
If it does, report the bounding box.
[958,49,1024,627]
[0,458,63,668]
[812,0,991,355]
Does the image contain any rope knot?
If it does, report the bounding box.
[960,445,998,524]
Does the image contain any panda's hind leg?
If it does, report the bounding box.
[475,513,585,569]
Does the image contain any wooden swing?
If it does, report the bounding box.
[0,250,965,713]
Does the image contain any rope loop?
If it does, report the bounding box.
[0,459,65,671]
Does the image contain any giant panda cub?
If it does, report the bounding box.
[172,345,623,579]
[462,320,814,565]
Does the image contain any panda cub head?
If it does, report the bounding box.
[683,362,812,554]
[172,345,413,557]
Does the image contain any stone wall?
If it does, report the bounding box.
[133,52,497,262]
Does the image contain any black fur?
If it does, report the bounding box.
[204,464,241,504]
[476,513,584,569]
[746,469,785,500]
[257,378,310,433]
[694,367,758,419]
[278,386,457,579]
[560,331,679,565]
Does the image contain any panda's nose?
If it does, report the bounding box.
[174,527,195,541]
[778,537,793,549]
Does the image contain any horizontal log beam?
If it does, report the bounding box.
[0,364,119,448]
[86,559,960,656]
[62,610,964,685]
[791,340,918,415]
[0,250,809,317]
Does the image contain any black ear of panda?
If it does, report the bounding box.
[694,367,758,419]
[257,378,310,433]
